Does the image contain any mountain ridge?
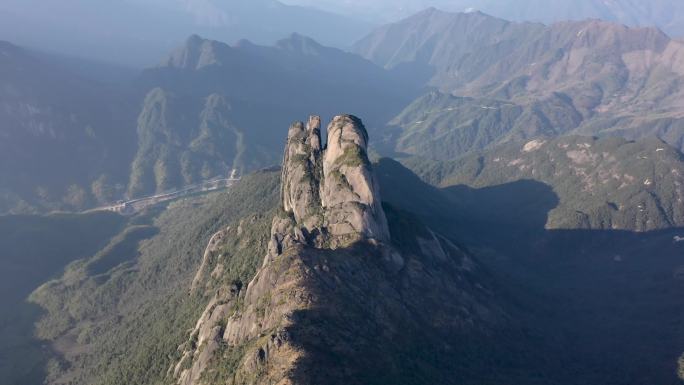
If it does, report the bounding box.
[356,9,684,157]
[0,40,137,213]
[0,33,418,214]
[283,0,684,38]
[0,0,373,66]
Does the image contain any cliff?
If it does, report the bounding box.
[276,114,390,252]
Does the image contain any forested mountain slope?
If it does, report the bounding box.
[356,9,684,157]
[0,41,136,213]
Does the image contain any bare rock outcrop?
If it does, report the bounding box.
[280,116,322,227]
[321,115,389,242]
[190,227,231,293]
[275,114,390,251]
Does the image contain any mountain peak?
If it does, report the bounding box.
[278,114,389,249]
[275,33,325,56]
[418,6,439,15]
[408,6,498,22]
[404,6,445,21]
[0,40,24,63]
[185,34,204,47]
[233,38,257,48]
[160,35,231,70]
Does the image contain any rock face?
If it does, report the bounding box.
[321,115,389,242]
[173,115,506,385]
[277,114,389,250]
[280,116,324,233]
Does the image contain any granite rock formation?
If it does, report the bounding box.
[173,115,505,385]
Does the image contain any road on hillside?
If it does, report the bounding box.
[89,176,240,216]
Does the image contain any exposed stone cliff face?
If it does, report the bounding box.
[322,115,389,242]
[277,114,390,252]
[279,116,324,235]
[173,115,507,385]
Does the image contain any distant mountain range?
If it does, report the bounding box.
[356,9,684,158]
[0,34,416,213]
[130,34,415,197]
[4,0,684,64]
[0,0,372,66]
[284,0,684,37]
[4,7,684,220]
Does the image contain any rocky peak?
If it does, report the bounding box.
[280,115,324,231]
[320,115,388,242]
[278,114,389,252]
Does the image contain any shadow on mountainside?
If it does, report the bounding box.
[0,212,128,385]
[0,302,53,385]
[372,158,684,385]
[278,214,551,385]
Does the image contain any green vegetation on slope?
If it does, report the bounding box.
[381,91,581,159]
[402,135,684,231]
[128,89,246,198]
[0,41,136,214]
[23,170,280,385]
